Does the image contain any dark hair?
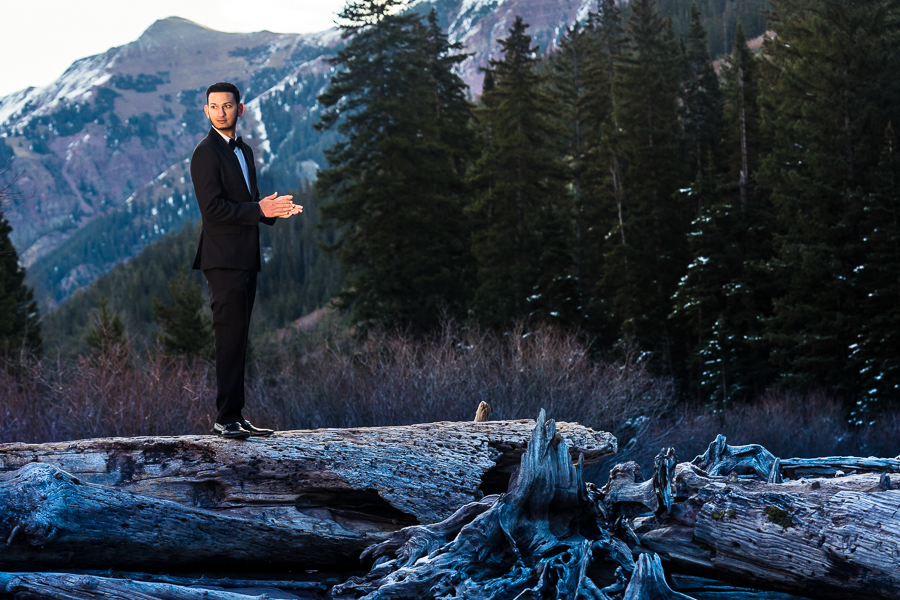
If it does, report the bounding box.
[206,82,241,105]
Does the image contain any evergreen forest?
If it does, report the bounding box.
[315,0,900,415]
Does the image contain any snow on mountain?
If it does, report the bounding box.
[0,52,118,133]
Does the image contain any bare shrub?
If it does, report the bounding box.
[249,323,675,441]
[626,389,900,476]
[0,353,55,442]
[0,345,214,443]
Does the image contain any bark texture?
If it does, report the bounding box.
[0,420,616,534]
[0,572,269,600]
[602,437,900,600]
[0,420,614,572]
[330,410,633,600]
[0,462,366,571]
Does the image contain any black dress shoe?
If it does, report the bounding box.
[239,420,274,436]
[213,422,251,439]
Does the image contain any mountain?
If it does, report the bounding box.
[0,17,341,308]
[0,0,766,311]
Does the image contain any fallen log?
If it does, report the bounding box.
[601,438,900,600]
[328,422,900,599]
[780,456,900,479]
[52,570,334,591]
[668,575,813,600]
[6,418,897,599]
[0,462,367,571]
[0,420,614,572]
[0,420,615,535]
[0,572,270,600]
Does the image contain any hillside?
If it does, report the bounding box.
[0,0,769,312]
[0,18,340,309]
[40,184,340,354]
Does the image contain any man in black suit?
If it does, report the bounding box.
[191,81,301,439]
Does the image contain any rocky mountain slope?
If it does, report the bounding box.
[0,16,341,307]
[2,0,762,310]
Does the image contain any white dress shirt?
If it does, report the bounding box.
[215,129,251,195]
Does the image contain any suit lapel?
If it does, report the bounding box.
[208,128,251,198]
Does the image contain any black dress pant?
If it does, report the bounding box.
[203,268,257,425]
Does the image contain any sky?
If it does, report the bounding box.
[1,0,347,98]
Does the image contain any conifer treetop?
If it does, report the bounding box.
[337,0,409,30]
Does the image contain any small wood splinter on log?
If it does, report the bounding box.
[331,409,634,600]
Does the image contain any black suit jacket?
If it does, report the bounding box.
[191,127,276,271]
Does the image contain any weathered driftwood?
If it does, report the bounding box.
[654,448,678,514]
[0,462,367,571]
[780,456,900,479]
[692,435,782,483]
[330,410,633,600]
[0,420,615,536]
[668,575,813,600]
[0,572,269,600]
[692,434,900,481]
[621,553,695,600]
[59,571,332,591]
[602,436,900,600]
[0,420,613,573]
[474,401,492,422]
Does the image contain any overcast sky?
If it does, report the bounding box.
[1,0,347,98]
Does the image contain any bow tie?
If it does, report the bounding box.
[228,137,244,151]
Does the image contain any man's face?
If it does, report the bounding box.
[204,91,244,133]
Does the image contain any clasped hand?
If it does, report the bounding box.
[259,192,303,219]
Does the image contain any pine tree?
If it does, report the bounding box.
[546,22,613,329]
[681,2,723,182]
[759,0,900,395]
[316,3,474,333]
[86,296,127,356]
[468,16,572,327]
[152,270,214,358]
[671,23,775,404]
[582,0,630,340]
[856,123,900,416]
[721,24,762,212]
[601,0,688,368]
[0,205,41,357]
[337,0,407,28]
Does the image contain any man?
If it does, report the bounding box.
[191,81,301,439]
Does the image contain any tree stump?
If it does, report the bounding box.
[330,410,633,600]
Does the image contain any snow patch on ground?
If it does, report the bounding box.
[246,100,272,160]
